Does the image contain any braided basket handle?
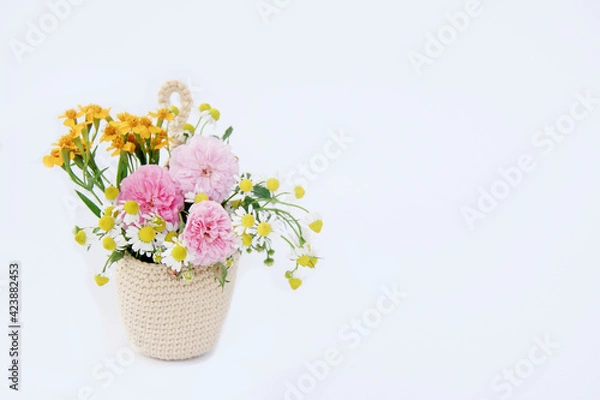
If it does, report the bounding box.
[157,80,193,149]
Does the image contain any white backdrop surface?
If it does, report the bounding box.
[1,0,600,399]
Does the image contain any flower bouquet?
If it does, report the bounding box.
[44,81,322,360]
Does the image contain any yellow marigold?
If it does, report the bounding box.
[152,129,169,149]
[110,115,140,135]
[58,108,83,127]
[53,131,78,152]
[149,108,175,121]
[116,112,134,121]
[100,124,119,143]
[133,116,161,139]
[106,136,135,156]
[42,148,64,168]
[79,104,110,123]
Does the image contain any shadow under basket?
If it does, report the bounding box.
[114,254,238,361]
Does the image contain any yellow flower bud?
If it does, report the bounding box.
[199,103,211,112]
[183,269,194,281]
[182,123,196,133]
[209,108,220,121]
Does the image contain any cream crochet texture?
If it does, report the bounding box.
[114,254,238,360]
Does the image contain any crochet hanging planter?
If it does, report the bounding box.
[114,254,238,360]
[43,80,324,361]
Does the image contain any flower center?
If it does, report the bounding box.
[297,255,318,268]
[152,216,166,232]
[124,200,139,215]
[98,216,115,231]
[138,226,156,243]
[165,231,178,243]
[172,245,187,262]
[242,233,253,247]
[257,222,272,237]
[239,179,253,193]
[105,186,119,201]
[241,214,255,228]
[266,178,280,191]
[102,236,117,251]
[201,167,212,177]
[309,220,323,233]
[74,230,87,245]
[194,193,209,203]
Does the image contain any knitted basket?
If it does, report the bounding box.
[113,80,238,361]
[114,254,238,360]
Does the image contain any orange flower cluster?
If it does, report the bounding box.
[102,109,173,156]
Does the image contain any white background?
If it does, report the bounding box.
[1,0,600,399]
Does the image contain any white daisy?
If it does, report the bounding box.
[231,205,257,236]
[161,238,191,272]
[198,106,219,128]
[117,200,142,226]
[184,183,210,204]
[302,212,323,234]
[264,173,282,193]
[292,242,319,269]
[101,228,128,252]
[125,224,160,255]
[73,227,94,249]
[146,214,176,245]
[252,211,281,247]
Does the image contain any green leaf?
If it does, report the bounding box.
[116,152,128,186]
[252,185,271,199]
[222,126,233,142]
[103,250,125,273]
[75,190,101,218]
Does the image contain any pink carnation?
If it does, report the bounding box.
[168,135,239,202]
[181,201,237,266]
[118,165,184,225]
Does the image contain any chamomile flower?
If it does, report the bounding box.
[125,223,164,255]
[303,212,323,233]
[265,173,281,192]
[231,205,257,235]
[184,183,210,204]
[73,227,94,249]
[98,214,116,232]
[252,211,280,247]
[161,238,191,272]
[241,232,254,248]
[239,178,253,193]
[120,200,141,225]
[292,243,319,268]
[104,186,119,203]
[198,103,220,126]
[101,228,128,252]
